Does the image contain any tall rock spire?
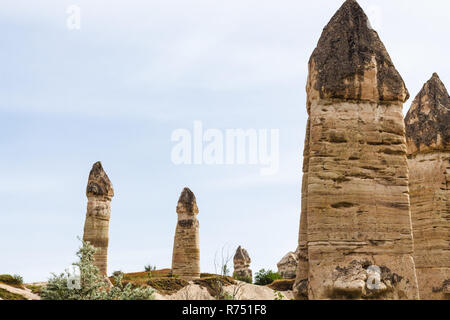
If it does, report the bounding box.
[233,246,252,280]
[171,187,201,279]
[405,73,450,155]
[406,73,450,300]
[294,0,419,300]
[83,161,114,276]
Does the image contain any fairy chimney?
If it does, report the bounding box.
[83,161,114,276]
[277,251,299,279]
[405,73,450,300]
[233,246,252,280]
[294,0,419,300]
[171,187,200,280]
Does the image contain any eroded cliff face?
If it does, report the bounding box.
[406,74,450,300]
[293,120,310,299]
[83,161,114,276]
[171,188,200,280]
[294,0,419,300]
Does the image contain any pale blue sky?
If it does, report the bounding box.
[1,0,449,282]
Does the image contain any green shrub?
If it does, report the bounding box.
[112,270,123,277]
[41,238,155,300]
[0,274,24,287]
[222,264,230,277]
[26,284,44,295]
[274,290,284,300]
[13,274,23,285]
[254,269,282,286]
[144,265,156,272]
[232,273,252,284]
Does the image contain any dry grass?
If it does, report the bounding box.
[109,269,190,295]
[193,276,236,297]
[25,284,44,295]
[109,269,235,297]
[147,278,189,295]
[267,279,295,291]
[0,288,27,300]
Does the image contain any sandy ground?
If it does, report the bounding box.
[0,283,41,300]
[152,281,293,300]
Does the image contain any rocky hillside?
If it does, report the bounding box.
[0,275,41,300]
[117,270,293,300]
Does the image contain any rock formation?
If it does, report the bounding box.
[83,161,114,276]
[405,73,450,300]
[171,187,200,280]
[277,251,298,279]
[294,0,419,299]
[233,246,252,280]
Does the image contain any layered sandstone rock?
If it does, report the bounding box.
[171,187,200,280]
[277,251,298,279]
[294,0,419,300]
[233,246,252,280]
[83,161,114,276]
[405,73,450,300]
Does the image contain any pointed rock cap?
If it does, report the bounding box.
[86,161,114,198]
[234,246,251,265]
[405,73,450,154]
[307,0,409,106]
[277,251,298,268]
[176,187,198,214]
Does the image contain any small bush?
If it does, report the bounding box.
[274,290,285,300]
[254,269,282,286]
[144,265,156,272]
[41,238,155,300]
[13,274,24,285]
[0,274,24,288]
[112,271,123,277]
[233,273,252,284]
[26,284,44,295]
[222,264,230,277]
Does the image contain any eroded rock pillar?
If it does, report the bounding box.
[405,73,450,300]
[83,161,114,276]
[171,187,200,280]
[233,246,252,280]
[295,0,419,299]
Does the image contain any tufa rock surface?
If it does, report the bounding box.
[83,161,114,276]
[233,246,252,280]
[171,187,200,280]
[405,73,450,300]
[277,251,299,279]
[294,0,419,300]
